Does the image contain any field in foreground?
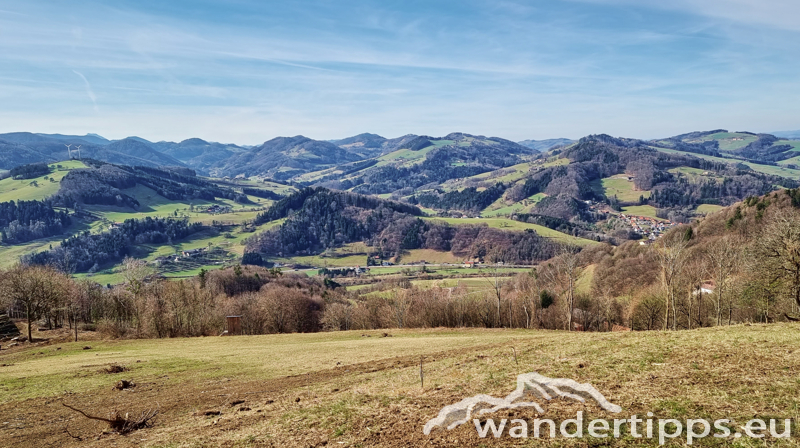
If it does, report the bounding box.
[1,324,799,447]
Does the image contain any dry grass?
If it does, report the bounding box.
[1,324,799,447]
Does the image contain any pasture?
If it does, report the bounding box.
[422,216,597,246]
[1,323,798,447]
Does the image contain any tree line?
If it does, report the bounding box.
[0,199,71,243]
[6,190,800,342]
[247,187,564,263]
[52,160,247,208]
[10,162,51,179]
[23,217,203,273]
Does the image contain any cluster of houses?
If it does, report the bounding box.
[618,213,677,242]
[205,204,232,215]
[151,247,208,266]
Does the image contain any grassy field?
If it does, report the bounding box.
[621,205,665,220]
[399,249,462,264]
[466,162,534,183]
[482,193,547,218]
[409,277,514,290]
[540,157,570,167]
[696,132,758,151]
[0,169,278,278]
[423,216,598,246]
[0,160,86,202]
[86,185,268,226]
[376,140,452,167]
[696,204,724,214]
[592,175,650,203]
[654,146,800,180]
[1,323,798,447]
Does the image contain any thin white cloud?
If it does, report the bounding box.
[72,70,98,112]
[0,9,26,16]
[572,0,800,32]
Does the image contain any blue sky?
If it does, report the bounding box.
[0,0,798,144]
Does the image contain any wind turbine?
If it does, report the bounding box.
[75,145,82,160]
[65,144,72,159]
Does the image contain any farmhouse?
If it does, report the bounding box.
[182,248,206,258]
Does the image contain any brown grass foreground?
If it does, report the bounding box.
[1,324,799,447]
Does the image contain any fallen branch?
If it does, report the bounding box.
[62,402,158,434]
[63,427,83,441]
[785,313,800,322]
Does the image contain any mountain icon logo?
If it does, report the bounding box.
[423,372,622,435]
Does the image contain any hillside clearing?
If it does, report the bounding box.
[592,175,650,203]
[481,193,546,217]
[422,216,598,246]
[654,146,800,180]
[696,204,724,214]
[0,160,86,202]
[621,205,665,220]
[1,324,798,447]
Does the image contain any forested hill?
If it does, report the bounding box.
[0,133,184,169]
[653,130,800,165]
[52,160,247,208]
[245,187,563,264]
[211,136,364,179]
[522,135,792,215]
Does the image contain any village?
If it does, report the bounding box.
[618,212,677,242]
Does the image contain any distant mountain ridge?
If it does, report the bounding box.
[2,128,797,183]
[210,135,364,179]
[0,132,184,170]
[517,138,574,152]
[772,130,800,140]
[655,129,800,164]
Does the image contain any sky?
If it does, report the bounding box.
[0,0,799,144]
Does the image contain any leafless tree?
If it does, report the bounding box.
[480,264,507,327]
[755,208,800,316]
[0,265,71,341]
[705,235,743,325]
[120,256,155,337]
[389,289,412,328]
[542,246,582,331]
[653,230,689,330]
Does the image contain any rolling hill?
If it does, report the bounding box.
[517,137,574,151]
[211,135,365,179]
[0,133,184,169]
[3,127,800,283]
[654,129,800,166]
[150,138,248,174]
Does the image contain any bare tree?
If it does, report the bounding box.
[389,289,412,328]
[120,256,155,337]
[480,264,507,327]
[653,230,689,330]
[542,246,582,331]
[0,265,71,341]
[755,208,800,316]
[705,235,742,325]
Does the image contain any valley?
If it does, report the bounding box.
[0,128,796,287]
